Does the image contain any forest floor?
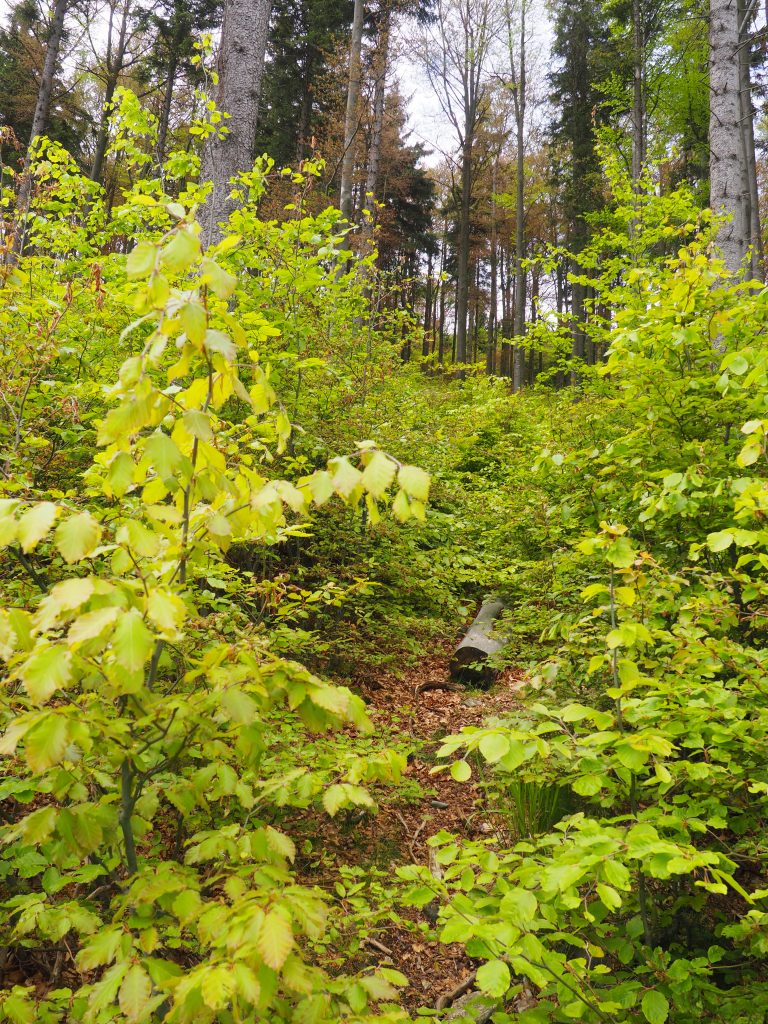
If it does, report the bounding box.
[303,641,529,1013]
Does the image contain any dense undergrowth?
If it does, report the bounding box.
[3,96,768,1024]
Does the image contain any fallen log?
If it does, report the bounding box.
[445,992,499,1023]
[450,599,505,685]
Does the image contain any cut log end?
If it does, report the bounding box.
[450,600,505,686]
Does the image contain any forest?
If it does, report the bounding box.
[2,0,768,1020]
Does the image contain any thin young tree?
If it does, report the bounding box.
[339,0,364,222]
[504,0,527,390]
[89,0,145,185]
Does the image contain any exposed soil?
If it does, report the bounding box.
[319,644,528,1013]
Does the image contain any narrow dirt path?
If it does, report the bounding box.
[343,645,527,1011]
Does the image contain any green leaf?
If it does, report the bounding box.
[597,883,622,910]
[201,258,237,298]
[25,714,68,772]
[220,687,258,724]
[641,990,669,1024]
[361,451,396,498]
[707,530,734,552]
[17,502,59,552]
[258,909,293,970]
[126,240,156,279]
[391,489,411,521]
[605,536,635,568]
[331,457,363,499]
[450,759,471,782]
[603,859,631,890]
[398,464,430,501]
[111,609,154,672]
[201,965,235,1010]
[55,512,102,563]
[179,302,207,345]
[478,732,509,763]
[499,887,537,926]
[145,432,185,482]
[119,963,152,1021]
[476,959,510,998]
[160,228,201,273]
[107,452,135,497]
[19,645,72,702]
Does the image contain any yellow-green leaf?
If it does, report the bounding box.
[119,963,152,1022]
[398,464,430,502]
[258,909,293,970]
[361,451,396,498]
[111,609,154,672]
[17,502,59,552]
[55,512,102,564]
[19,645,72,702]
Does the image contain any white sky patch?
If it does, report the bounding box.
[394,1,554,169]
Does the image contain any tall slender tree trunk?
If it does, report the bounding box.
[156,54,178,168]
[296,73,312,162]
[438,230,447,363]
[423,248,433,358]
[339,0,365,222]
[456,134,473,364]
[24,0,68,156]
[631,0,645,181]
[13,0,69,250]
[91,75,118,185]
[709,0,750,273]
[200,0,272,246]
[509,0,526,392]
[487,160,498,375]
[363,7,390,227]
[737,0,763,278]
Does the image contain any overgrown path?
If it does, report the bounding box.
[313,643,528,1013]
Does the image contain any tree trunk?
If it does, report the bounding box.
[200,0,272,246]
[156,54,178,168]
[631,0,645,181]
[423,247,433,358]
[362,7,390,233]
[339,0,365,222]
[709,0,750,274]
[13,0,69,251]
[510,0,526,392]
[455,135,473,364]
[487,163,498,375]
[25,0,68,154]
[737,0,763,279]
[90,74,119,185]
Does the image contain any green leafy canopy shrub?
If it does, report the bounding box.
[401,176,768,1022]
[0,95,433,1023]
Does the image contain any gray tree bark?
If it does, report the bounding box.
[508,0,527,391]
[362,7,390,240]
[631,0,646,182]
[709,0,750,274]
[737,0,763,279]
[200,0,272,246]
[13,0,69,250]
[339,0,365,223]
